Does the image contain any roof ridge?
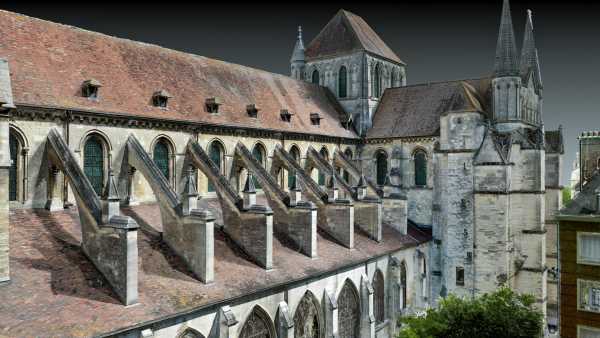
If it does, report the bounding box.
[0,9,313,87]
[385,77,489,91]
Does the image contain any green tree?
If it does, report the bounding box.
[397,287,543,338]
[562,187,572,205]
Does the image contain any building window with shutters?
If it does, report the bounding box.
[414,149,428,187]
[83,135,107,196]
[577,232,600,266]
[338,66,347,98]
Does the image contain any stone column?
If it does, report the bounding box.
[360,274,375,338]
[0,114,10,283]
[323,289,338,338]
[45,165,64,211]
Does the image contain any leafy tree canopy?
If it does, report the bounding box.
[397,287,543,338]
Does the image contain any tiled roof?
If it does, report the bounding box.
[366,78,491,139]
[0,10,357,139]
[305,9,404,64]
[545,129,564,154]
[0,201,427,337]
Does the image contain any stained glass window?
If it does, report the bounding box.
[338,281,359,338]
[312,70,320,85]
[240,308,273,338]
[153,139,170,182]
[294,292,320,338]
[376,151,388,186]
[373,270,385,323]
[208,142,223,193]
[9,132,18,201]
[338,66,347,98]
[84,136,104,195]
[414,150,427,187]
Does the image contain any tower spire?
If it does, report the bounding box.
[290,26,306,80]
[493,0,519,77]
[520,10,542,90]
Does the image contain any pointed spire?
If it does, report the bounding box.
[493,0,519,77]
[290,25,305,63]
[102,169,120,201]
[183,166,198,197]
[520,9,543,89]
[243,170,256,193]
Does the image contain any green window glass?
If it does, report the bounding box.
[414,150,427,187]
[376,151,388,186]
[374,64,381,98]
[343,149,352,184]
[9,133,18,201]
[153,140,170,182]
[288,146,300,189]
[338,66,347,98]
[84,136,104,195]
[312,70,320,85]
[318,148,328,186]
[252,144,264,189]
[208,142,222,193]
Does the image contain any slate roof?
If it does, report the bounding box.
[545,129,564,154]
[305,9,404,64]
[0,10,357,139]
[0,201,429,337]
[366,78,492,139]
[561,173,600,215]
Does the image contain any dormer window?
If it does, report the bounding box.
[153,90,171,108]
[280,109,293,122]
[82,79,102,99]
[205,97,222,114]
[310,113,322,126]
[246,104,259,118]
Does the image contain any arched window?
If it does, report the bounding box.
[294,291,321,338]
[343,148,353,183]
[373,270,385,324]
[252,143,266,189]
[9,132,19,201]
[153,139,171,182]
[240,307,275,338]
[399,261,407,310]
[312,70,320,85]
[208,141,224,193]
[338,280,360,338]
[414,150,427,187]
[83,135,105,195]
[178,328,205,338]
[318,147,329,186]
[338,66,347,98]
[288,145,301,189]
[376,151,388,186]
[373,64,382,98]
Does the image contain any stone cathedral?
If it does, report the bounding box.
[0,1,562,337]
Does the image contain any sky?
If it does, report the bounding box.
[2,1,598,185]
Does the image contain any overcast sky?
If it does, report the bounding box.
[3,1,598,185]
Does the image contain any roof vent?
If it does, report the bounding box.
[82,79,102,99]
[205,97,222,114]
[280,109,293,122]
[310,113,322,126]
[152,90,172,108]
[246,104,259,118]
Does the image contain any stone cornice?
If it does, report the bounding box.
[11,103,360,145]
